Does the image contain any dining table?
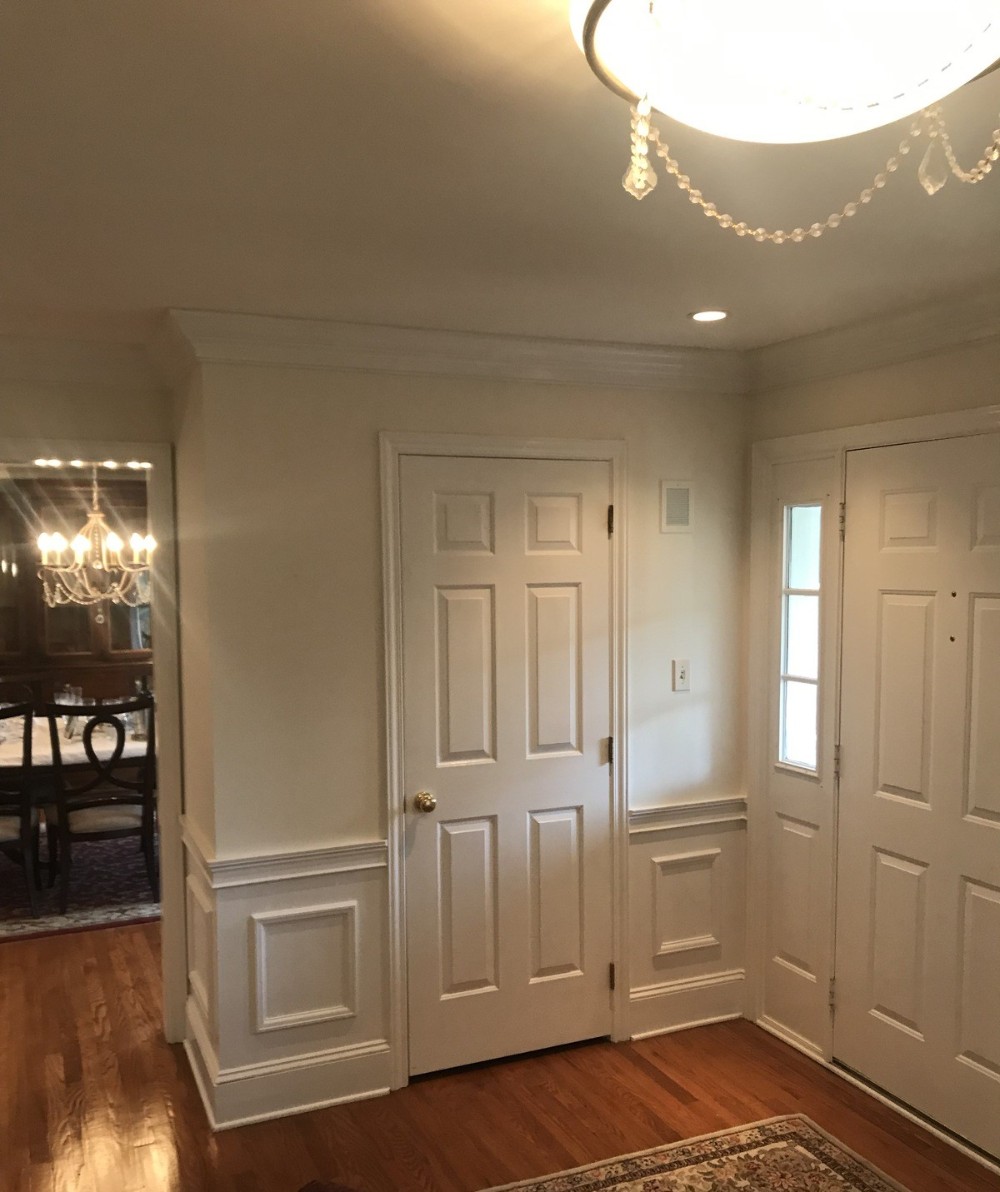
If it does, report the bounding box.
[0,715,150,787]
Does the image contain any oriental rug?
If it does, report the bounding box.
[0,834,159,939]
[486,1115,911,1191]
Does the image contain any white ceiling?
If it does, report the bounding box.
[2,0,1000,352]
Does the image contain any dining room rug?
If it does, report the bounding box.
[485,1116,910,1191]
[0,834,159,940]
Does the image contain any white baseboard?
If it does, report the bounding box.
[629,968,745,1040]
[184,996,392,1131]
[754,1015,1000,1176]
[185,982,393,1130]
[756,1013,825,1060]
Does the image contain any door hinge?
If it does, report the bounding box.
[607,736,614,765]
[833,742,841,783]
[839,502,846,541]
[828,976,836,1012]
[609,962,616,991]
[607,504,614,537]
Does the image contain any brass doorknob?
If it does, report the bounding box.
[411,791,437,813]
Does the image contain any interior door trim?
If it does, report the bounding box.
[380,432,628,1089]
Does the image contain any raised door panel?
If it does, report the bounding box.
[526,585,582,758]
[435,587,496,765]
[869,850,928,1039]
[528,807,583,982]
[958,879,1000,1082]
[876,593,934,803]
[966,597,1000,825]
[437,818,499,998]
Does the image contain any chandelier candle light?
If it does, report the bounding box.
[36,467,155,608]
[570,0,1000,242]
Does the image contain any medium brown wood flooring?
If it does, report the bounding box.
[1,922,996,1192]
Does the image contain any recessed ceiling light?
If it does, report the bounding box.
[690,310,728,323]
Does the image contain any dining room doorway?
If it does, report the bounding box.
[0,437,184,1042]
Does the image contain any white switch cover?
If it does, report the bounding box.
[672,659,690,692]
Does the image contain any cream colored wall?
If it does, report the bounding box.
[179,363,749,858]
[750,336,1000,441]
[0,381,171,444]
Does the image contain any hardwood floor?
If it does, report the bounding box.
[1,922,996,1192]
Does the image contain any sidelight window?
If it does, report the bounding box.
[778,504,821,771]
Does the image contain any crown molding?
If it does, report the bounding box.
[0,336,161,393]
[157,308,750,395]
[749,282,1000,393]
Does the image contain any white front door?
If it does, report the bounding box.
[835,433,1000,1156]
[399,454,614,1076]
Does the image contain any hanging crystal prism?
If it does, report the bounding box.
[918,137,948,195]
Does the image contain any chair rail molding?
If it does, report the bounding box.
[628,796,748,835]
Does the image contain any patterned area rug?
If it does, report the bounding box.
[487,1116,910,1191]
[0,834,159,939]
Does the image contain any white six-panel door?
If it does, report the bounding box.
[835,433,1000,1156]
[400,455,614,1075]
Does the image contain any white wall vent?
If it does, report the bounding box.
[660,481,692,533]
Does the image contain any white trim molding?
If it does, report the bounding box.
[181,831,391,1130]
[380,431,630,1088]
[629,796,748,834]
[156,308,748,394]
[749,284,1000,392]
[630,969,746,1040]
[251,902,360,1033]
[181,822,387,888]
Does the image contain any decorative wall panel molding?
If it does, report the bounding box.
[651,848,721,957]
[627,807,746,1040]
[252,902,359,1033]
[181,830,391,1130]
[185,871,216,1036]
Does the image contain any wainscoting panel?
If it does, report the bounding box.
[628,799,747,1039]
[182,825,391,1129]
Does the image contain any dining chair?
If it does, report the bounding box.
[0,698,40,916]
[42,693,157,914]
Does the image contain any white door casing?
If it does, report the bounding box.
[398,453,616,1076]
[834,433,1000,1157]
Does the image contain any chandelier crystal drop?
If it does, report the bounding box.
[36,469,156,608]
[572,0,1000,243]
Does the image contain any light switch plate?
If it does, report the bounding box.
[672,659,690,692]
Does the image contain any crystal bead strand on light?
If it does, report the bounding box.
[632,113,926,243]
[623,97,657,198]
[920,104,1000,190]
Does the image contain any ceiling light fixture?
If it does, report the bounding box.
[571,0,1000,243]
[690,310,727,323]
[37,467,156,608]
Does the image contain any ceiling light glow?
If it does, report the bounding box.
[690,310,727,323]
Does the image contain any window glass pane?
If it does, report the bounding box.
[787,504,821,590]
[109,602,151,651]
[782,680,818,769]
[785,594,819,679]
[44,604,91,653]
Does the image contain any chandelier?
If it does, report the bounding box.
[571,0,1000,243]
[36,468,156,608]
